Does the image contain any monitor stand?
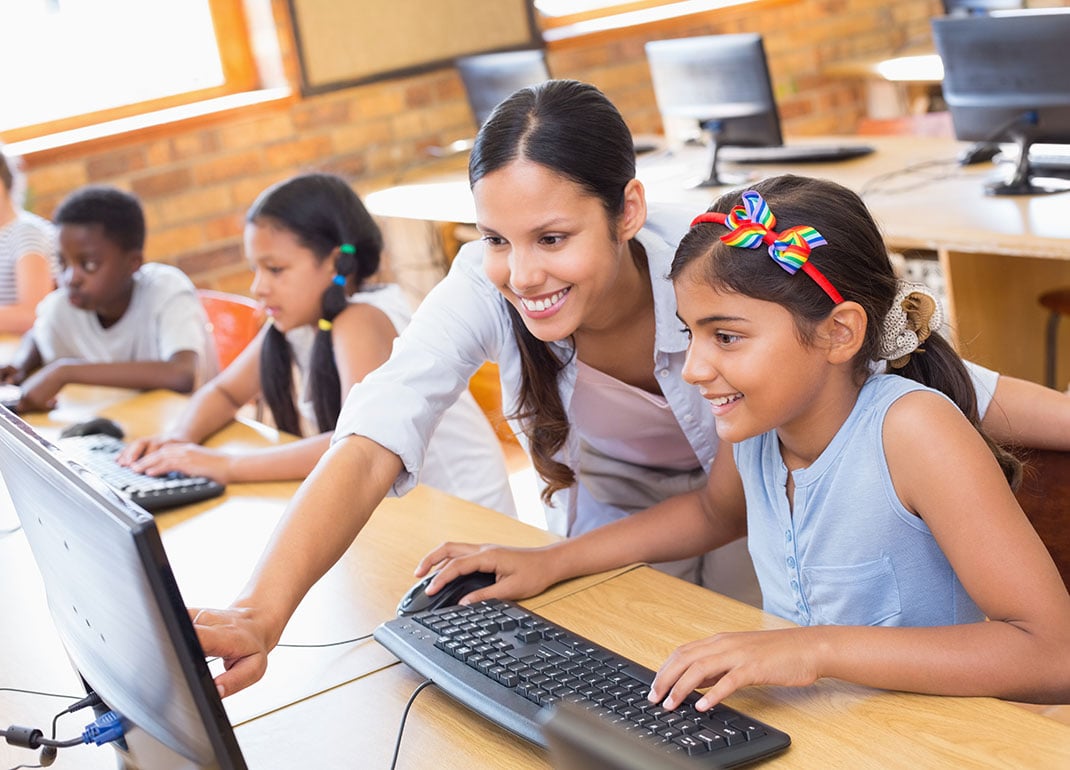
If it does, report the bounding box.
[693,119,753,189]
[988,134,1070,196]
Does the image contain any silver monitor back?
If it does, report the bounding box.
[0,408,245,769]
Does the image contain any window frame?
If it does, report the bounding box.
[537,0,761,38]
[1,0,258,144]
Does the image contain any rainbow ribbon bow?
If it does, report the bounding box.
[690,190,843,305]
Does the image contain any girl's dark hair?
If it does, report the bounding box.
[0,150,13,193]
[672,174,1020,489]
[469,79,638,503]
[249,173,383,437]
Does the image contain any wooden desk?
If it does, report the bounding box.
[365,135,1070,385]
[0,389,626,768]
[236,566,1070,769]
[5,387,1070,767]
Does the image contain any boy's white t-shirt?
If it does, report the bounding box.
[32,262,217,386]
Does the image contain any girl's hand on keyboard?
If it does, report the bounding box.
[649,627,821,711]
[415,541,568,604]
[117,435,178,464]
[127,441,231,483]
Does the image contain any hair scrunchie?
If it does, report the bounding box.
[879,282,943,369]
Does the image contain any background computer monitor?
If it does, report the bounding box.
[0,408,246,770]
[941,0,1023,15]
[932,11,1070,195]
[644,33,783,187]
[455,48,550,127]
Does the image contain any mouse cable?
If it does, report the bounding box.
[858,158,961,198]
[205,632,376,665]
[388,678,434,770]
[276,631,374,649]
[0,524,21,536]
[0,688,81,702]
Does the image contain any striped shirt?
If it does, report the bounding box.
[0,210,56,305]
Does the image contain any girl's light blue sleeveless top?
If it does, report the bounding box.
[734,374,985,627]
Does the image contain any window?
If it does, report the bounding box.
[1,0,259,142]
[535,0,761,41]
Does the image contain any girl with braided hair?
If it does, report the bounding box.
[420,174,1070,707]
[118,173,514,516]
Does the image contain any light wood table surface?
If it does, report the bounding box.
[6,387,1070,768]
[0,388,626,769]
[243,565,1070,770]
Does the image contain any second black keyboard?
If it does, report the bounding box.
[57,433,225,513]
[374,599,791,767]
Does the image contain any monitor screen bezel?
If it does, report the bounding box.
[644,32,784,150]
[455,48,550,127]
[932,11,1070,195]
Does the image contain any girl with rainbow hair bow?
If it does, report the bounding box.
[191,81,1070,701]
[422,174,1070,709]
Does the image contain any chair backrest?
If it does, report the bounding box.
[197,289,265,370]
[1014,448,1070,592]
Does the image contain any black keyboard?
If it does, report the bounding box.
[719,143,875,164]
[57,433,225,513]
[374,599,791,767]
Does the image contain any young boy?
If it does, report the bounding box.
[0,186,217,413]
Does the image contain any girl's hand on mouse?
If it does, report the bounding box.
[417,542,569,604]
[188,606,274,698]
[129,442,233,483]
[649,627,823,712]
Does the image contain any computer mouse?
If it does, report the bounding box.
[957,142,1001,166]
[59,417,125,440]
[397,570,497,616]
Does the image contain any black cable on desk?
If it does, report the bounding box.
[276,632,373,649]
[858,158,961,197]
[0,689,80,702]
[389,679,434,770]
[0,690,103,769]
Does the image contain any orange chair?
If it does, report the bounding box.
[197,289,265,370]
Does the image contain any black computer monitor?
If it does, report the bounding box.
[542,701,705,770]
[0,407,246,770]
[932,11,1070,196]
[941,0,1023,16]
[644,33,783,187]
[455,48,550,127]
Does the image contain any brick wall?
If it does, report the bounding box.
[18,0,945,295]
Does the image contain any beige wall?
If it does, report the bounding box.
[18,0,945,294]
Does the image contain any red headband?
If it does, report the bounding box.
[690,190,843,305]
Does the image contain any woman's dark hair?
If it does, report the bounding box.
[249,173,383,436]
[672,174,1020,488]
[469,79,638,503]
